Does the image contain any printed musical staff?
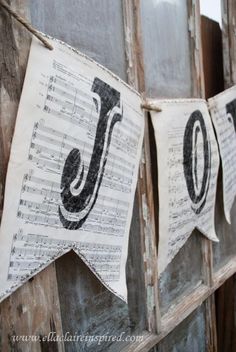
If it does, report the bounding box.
[8,231,122,282]
[209,87,236,223]
[0,36,144,303]
[151,100,219,275]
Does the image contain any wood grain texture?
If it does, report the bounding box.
[0,264,64,352]
[121,255,236,351]
[201,16,224,99]
[125,0,160,333]
[0,0,28,213]
[0,2,64,351]
[139,0,204,319]
[187,0,205,98]
[151,306,207,352]
[221,0,236,88]
[0,1,235,351]
[215,275,236,352]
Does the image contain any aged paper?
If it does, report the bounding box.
[208,86,236,223]
[151,99,219,275]
[0,37,144,302]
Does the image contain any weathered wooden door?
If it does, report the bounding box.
[0,1,236,351]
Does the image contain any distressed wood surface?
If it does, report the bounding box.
[122,253,236,351]
[139,0,205,318]
[201,15,224,99]
[0,264,64,352]
[0,1,64,351]
[187,0,205,98]
[0,1,236,351]
[124,0,160,333]
[215,275,236,352]
[221,0,236,88]
[123,1,219,350]
[205,295,218,351]
[152,306,207,352]
[187,0,214,291]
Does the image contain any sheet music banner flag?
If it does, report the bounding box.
[208,85,236,224]
[151,99,219,275]
[0,37,144,302]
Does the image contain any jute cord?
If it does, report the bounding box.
[0,0,53,50]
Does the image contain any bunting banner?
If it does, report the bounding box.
[150,99,219,274]
[0,36,144,302]
[208,86,236,223]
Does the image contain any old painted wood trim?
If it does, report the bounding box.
[123,0,161,334]
[188,0,205,98]
[205,295,218,351]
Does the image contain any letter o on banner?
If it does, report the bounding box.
[183,110,211,214]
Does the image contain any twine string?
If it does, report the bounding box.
[141,101,162,112]
[0,1,165,112]
[0,0,53,50]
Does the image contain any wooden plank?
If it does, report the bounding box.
[139,0,205,318]
[123,0,218,344]
[120,254,236,349]
[221,0,231,88]
[123,0,160,333]
[221,0,236,88]
[201,15,224,99]
[0,264,64,352]
[205,295,218,352]
[187,0,214,289]
[187,0,205,98]
[120,0,235,348]
[0,2,64,351]
[214,256,236,287]
[215,275,236,351]
[189,3,218,351]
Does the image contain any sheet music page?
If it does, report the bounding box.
[208,86,236,223]
[151,99,219,275]
[0,37,144,302]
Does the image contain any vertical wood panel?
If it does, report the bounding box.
[0,1,64,351]
[124,0,160,333]
[221,0,236,88]
[201,16,224,99]
[215,275,236,352]
[139,0,204,317]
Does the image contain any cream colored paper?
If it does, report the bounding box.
[208,86,236,223]
[151,99,219,275]
[0,37,144,302]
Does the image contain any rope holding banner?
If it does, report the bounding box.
[0,0,53,50]
[141,101,162,112]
